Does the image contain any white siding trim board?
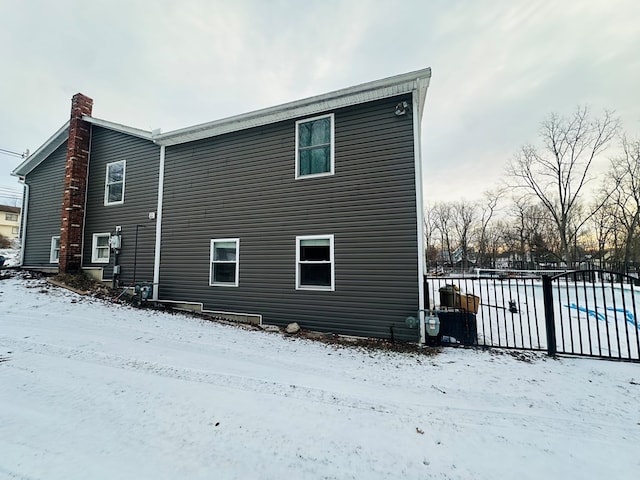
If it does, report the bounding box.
[152,145,165,301]
[413,87,426,344]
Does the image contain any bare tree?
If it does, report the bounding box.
[431,202,454,267]
[423,204,438,271]
[474,189,503,268]
[452,201,477,271]
[508,106,620,266]
[605,136,640,271]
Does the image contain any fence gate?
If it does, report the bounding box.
[424,270,640,362]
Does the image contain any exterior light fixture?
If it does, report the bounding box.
[394,101,410,116]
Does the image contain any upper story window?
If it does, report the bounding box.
[104,160,126,205]
[295,114,334,179]
[5,213,19,222]
[92,233,111,263]
[50,236,60,263]
[296,235,335,291]
[209,238,239,287]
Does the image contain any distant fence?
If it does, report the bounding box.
[424,270,640,362]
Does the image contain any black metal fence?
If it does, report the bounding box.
[424,270,640,362]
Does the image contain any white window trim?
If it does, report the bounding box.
[209,238,240,287]
[296,234,335,291]
[92,233,111,264]
[294,113,335,179]
[50,236,60,264]
[104,160,126,206]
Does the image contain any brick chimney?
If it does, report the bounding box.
[59,93,93,273]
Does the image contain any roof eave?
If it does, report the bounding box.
[156,67,432,146]
[11,120,70,178]
[83,116,154,141]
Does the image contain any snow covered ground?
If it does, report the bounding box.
[1,270,639,480]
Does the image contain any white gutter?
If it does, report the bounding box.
[152,145,165,301]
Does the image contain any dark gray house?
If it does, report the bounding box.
[13,68,431,342]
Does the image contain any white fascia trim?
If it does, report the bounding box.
[152,145,165,301]
[11,121,70,177]
[83,116,154,141]
[157,68,432,146]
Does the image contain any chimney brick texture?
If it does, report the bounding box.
[59,93,93,273]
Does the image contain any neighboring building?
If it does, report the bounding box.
[12,68,432,342]
[0,205,21,239]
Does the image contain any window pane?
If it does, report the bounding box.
[97,247,109,259]
[213,263,236,283]
[298,122,312,148]
[300,263,331,286]
[300,238,330,247]
[299,147,330,175]
[214,243,237,261]
[310,118,330,145]
[96,236,110,247]
[108,163,124,182]
[298,118,330,148]
[108,183,123,202]
[300,245,330,262]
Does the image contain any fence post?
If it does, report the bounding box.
[542,275,557,356]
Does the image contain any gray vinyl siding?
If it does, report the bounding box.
[159,95,419,340]
[83,126,160,283]
[22,142,67,267]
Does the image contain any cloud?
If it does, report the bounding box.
[1,0,639,204]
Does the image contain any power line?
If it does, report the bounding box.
[0,147,28,158]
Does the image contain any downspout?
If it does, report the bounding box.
[79,124,93,273]
[413,80,427,345]
[18,180,29,267]
[152,144,165,301]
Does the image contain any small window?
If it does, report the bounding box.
[104,160,126,205]
[5,213,19,221]
[295,114,334,178]
[92,233,111,263]
[209,238,239,287]
[50,236,60,263]
[12,226,19,235]
[296,235,334,290]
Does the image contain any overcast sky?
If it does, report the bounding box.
[1,0,639,206]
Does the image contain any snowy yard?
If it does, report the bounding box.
[1,270,639,479]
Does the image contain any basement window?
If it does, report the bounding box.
[50,236,60,263]
[104,160,126,205]
[296,235,334,290]
[295,114,334,178]
[210,238,239,287]
[92,233,111,263]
